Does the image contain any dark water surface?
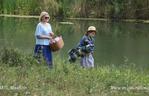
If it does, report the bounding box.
[1,17,149,67]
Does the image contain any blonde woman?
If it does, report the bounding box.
[34,11,54,68]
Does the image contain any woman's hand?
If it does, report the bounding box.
[50,32,54,37]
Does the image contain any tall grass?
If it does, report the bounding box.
[1,0,59,16]
[1,0,149,19]
[0,48,149,96]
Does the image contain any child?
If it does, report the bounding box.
[78,26,96,68]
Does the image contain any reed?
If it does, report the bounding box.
[1,0,149,19]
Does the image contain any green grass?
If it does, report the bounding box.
[0,48,149,96]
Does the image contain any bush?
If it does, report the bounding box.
[0,47,35,67]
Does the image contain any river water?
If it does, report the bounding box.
[1,17,149,67]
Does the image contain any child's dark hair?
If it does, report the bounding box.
[85,30,96,35]
[85,26,96,35]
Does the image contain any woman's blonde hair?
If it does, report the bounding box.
[39,11,50,22]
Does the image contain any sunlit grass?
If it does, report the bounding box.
[0,48,149,96]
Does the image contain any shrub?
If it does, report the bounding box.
[0,47,35,67]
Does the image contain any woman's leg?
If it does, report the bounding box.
[34,45,42,63]
[42,46,53,67]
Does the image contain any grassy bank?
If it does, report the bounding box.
[0,48,149,96]
[0,14,39,18]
